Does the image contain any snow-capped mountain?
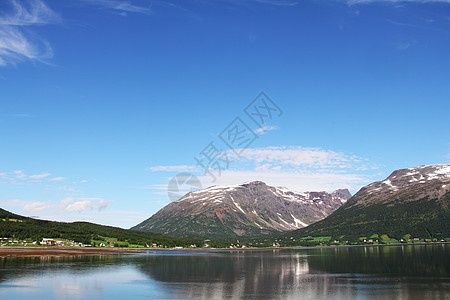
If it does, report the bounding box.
[348,163,450,208]
[132,181,351,238]
[291,164,450,239]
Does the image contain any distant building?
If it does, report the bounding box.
[41,238,55,245]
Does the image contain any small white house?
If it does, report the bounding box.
[40,238,55,245]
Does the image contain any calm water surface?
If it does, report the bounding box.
[0,244,449,299]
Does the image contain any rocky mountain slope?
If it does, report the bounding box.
[289,164,450,240]
[132,181,351,239]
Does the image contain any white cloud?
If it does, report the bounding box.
[13,170,26,179]
[0,0,58,66]
[254,125,278,135]
[253,0,298,5]
[58,186,75,192]
[0,170,69,183]
[345,0,450,4]
[0,199,52,212]
[149,147,365,174]
[237,146,363,169]
[35,209,150,228]
[197,169,370,193]
[77,0,152,15]
[149,165,199,172]
[149,146,378,196]
[61,197,113,212]
[22,201,51,212]
[222,0,298,6]
[29,173,51,179]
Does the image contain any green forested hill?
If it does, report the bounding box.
[0,208,202,247]
[285,165,450,242]
[286,195,450,241]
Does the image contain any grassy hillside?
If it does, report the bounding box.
[0,208,202,247]
[285,193,450,242]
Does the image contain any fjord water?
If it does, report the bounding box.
[0,245,448,299]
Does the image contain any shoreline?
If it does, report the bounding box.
[0,242,448,257]
[0,247,147,257]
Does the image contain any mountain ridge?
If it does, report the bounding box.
[132,181,351,239]
[287,163,450,240]
[0,207,202,247]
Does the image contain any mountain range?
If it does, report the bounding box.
[132,181,351,239]
[1,163,449,245]
[289,164,450,240]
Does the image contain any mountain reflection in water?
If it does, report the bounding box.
[0,245,449,299]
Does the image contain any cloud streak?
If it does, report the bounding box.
[23,201,51,212]
[0,0,58,66]
[61,197,113,212]
[149,165,199,172]
[0,196,113,214]
[0,170,70,185]
[254,125,278,135]
[238,146,364,169]
[49,177,65,181]
[29,173,51,179]
[198,169,370,193]
[76,0,152,15]
[0,0,152,66]
[0,199,52,212]
[345,0,450,4]
[148,145,378,194]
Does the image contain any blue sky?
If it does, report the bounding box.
[1,0,449,228]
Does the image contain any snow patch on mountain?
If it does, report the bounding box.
[291,214,308,227]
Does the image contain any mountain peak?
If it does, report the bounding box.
[133,181,349,238]
[291,163,450,240]
[331,189,352,203]
[369,163,449,192]
[347,163,450,208]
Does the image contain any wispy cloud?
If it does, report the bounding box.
[60,197,113,212]
[13,170,27,179]
[220,0,298,6]
[23,201,51,212]
[196,146,375,192]
[49,177,65,181]
[0,199,52,212]
[34,209,149,227]
[238,146,365,169]
[148,145,378,194]
[76,0,152,15]
[198,169,370,193]
[0,170,69,183]
[29,172,51,179]
[149,165,199,172]
[0,0,153,66]
[254,125,278,135]
[0,0,58,66]
[345,0,450,4]
[1,196,113,214]
[245,0,297,5]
